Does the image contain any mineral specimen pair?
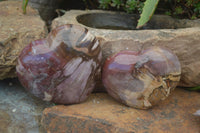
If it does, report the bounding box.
[16,24,181,109]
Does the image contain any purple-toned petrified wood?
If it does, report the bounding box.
[102,47,181,109]
[16,24,102,104]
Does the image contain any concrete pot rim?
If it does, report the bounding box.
[53,10,200,29]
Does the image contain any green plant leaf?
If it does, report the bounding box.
[22,0,29,14]
[99,0,112,9]
[125,0,137,13]
[188,86,200,91]
[174,6,183,15]
[136,0,159,29]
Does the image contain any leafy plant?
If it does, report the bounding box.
[22,0,29,14]
[188,86,200,91]
[98,0,159,28]
[98,0,200,28]
[125,0,144,13]
[164,0,200,19]
[98,0,144,14]
[136,0,159,28]
[22,0,200,28]
[194,2,200,14]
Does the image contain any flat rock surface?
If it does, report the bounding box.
[0,1,47,80]
[0,78,53,133]
[52,10,200,87]
[42,89,200,133]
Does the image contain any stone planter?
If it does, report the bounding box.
[52,10,200,87]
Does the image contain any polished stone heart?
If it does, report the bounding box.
[16,24,102,104]
[102,46,181,109]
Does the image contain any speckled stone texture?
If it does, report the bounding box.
[0,1,47,80]
[16,24,102,104]
[51,10,200,87]
[0,78,53,133]
[102,47,181,109]
[41,89,200,133]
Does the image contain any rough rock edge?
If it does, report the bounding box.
[41,89,200,133]
[0,1,48,79]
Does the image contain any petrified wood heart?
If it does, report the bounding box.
[16,24,102,104]
[102,47,181,109]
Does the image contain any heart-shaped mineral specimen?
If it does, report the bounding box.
[16,24,102,104]
[102,46,181,109]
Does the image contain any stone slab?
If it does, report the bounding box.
[0,78,53,133]
[42,89,200,133]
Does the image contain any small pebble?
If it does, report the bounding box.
[194,110,200,116]
[9,82,13,86]
[12,108,16,113]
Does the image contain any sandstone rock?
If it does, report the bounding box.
[51,10,200,87]
[42,89,200,133]
[0,1,47,80]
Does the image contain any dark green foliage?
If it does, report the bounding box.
[164,0,200,19]
[136,0,200,28]
[137,0,159,29]
[125,0,144,13]
[98,0,144,13]
[22,0,29,14]
[188,86,200,91]
[98,0,200,19]
[82,0,99,9]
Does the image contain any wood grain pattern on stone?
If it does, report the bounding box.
[0,1,47,79]
[102,47,181,109]
[16,24,102,104]
[42,88,200,133]
[51,10,200,87]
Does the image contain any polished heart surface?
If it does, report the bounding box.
[16,24,102,104]
[102,46,181,109]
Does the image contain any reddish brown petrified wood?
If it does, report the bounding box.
[102,47,181,109]
[16,24,102,104]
